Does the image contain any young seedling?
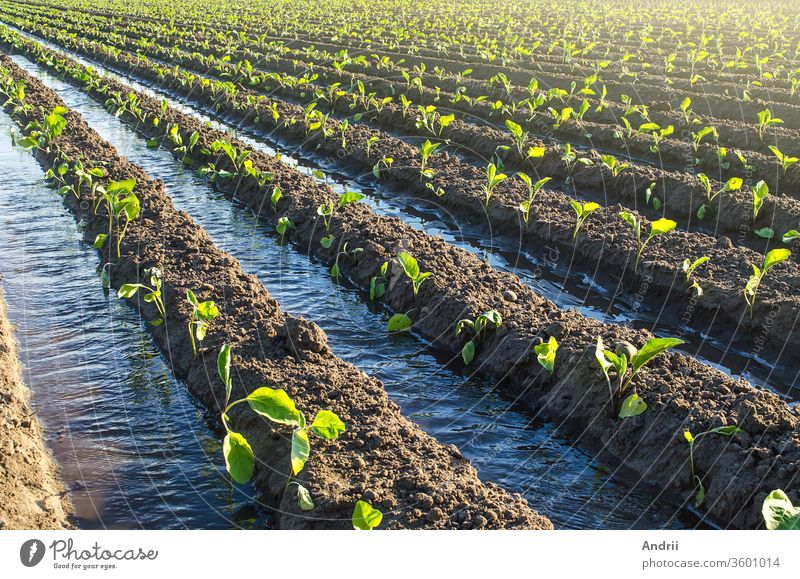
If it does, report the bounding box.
[757,109,783,141]
[683,425,743,507]
[276,216,295,243]
[505,119,529,159]
[396,252,431,297]
[696,175,743,219]
[94,179,140,259]
[517,173,551,227]
[595,336,684,418]
[682,256,709,296]
[570,200,601,239]
[352,500,383,530]
[619,212,677,272]
[769,146,798,174]
[330,242,362,281]
[117,267,166,327]
[762,490,800,530]
[418,140,440,181]
[600,154,629,177]
[372,156,394,179]
[690,126,717,152]
[455,309,502,365]
[370,261,389,301]
[743,248,791,319]
[561,143,593,185]
[186,289,219,356]
[216,345,344,511]
[270,186,282,212]
[18,106,68,152]
[752,180,769,222]
[483,162,508,207]
[679,97,693,125]
[534,336,558,375]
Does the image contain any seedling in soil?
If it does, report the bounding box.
[690,125,717,152]
[365,135,379,158]
[679,97,693,125]
[505,119,529,159]
[756,109,783,141]
[209,139,250,172]
[216,345,345,511]
[762,490,800,530]
[683,425,743,507]
[743,248,791,319]
[276,215,295,242]
[117,267,166,326]
[396,252,431,297]
[186,289,219,356]
[270,186,282,212]
[370,261,389,301]
[682,256,709,296]
[330,242,363,280]
[696,175,742,219]
[595,336,684,418]
[517,173,551,226]
[600,155,629,177]
[619,212,677,272]
[570,200,601,239]
[483,162,508,207]
[18,106,68,152]
[534,336,558,375]
[783,230,800,243]
[752,180,769,222]
[94,179,140,259]
[367,153,393,180]
[419,140,440,181]
[353,500,383,530]
[456,309,502,365]
[769,146,798,174]
[561,143,593,184]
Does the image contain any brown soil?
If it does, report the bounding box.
[0,283,72,530]
[0,53,552,530]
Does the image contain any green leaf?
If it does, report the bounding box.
[764,248,791,271]
[533,336,558,374]
[396,252,420,279]
[755,227,775,239]
[93,233,107,249]
[338,191,365,207]
[762,490,800,530]
[291,428,310,475]
[296,483,315,511]
[630,337,684,373]
[461,340,476,365]
[710,425,744,436]
[223,431,254,484]
[320,234,334,249]
[246,387,303,426]
[217,344,232,403]
[619,394,647,418]
[117,283,142,298]
[197,300,219,320]
[650,218,677,236]
[311,410,346,440]
[387,313,412,332]
[352,500,383,530]
[527,146,545,159]
[15,136,39,150]
[783,230,800,243]
[106,178,136,196]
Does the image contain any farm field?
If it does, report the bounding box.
[0,0,798,535]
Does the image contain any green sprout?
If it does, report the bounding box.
[743,248,791,319]
[619,212,677,272]
[455,309,502,365]
[570,200,601,239]
[683,426,743,507]
[186,289,219,356]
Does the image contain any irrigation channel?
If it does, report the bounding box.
[6,28,796,404]
[0,53,717,530]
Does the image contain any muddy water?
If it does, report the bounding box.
[6,33,793,401]
[8,55,710,529]
[0,115,273,529]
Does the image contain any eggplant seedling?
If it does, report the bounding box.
[757,109,783,141]
[419,140,440,181]
[762,490,800,530]
[330,242,363,280]
[769,146,798,174]
[683,426,743,507]
[276,216,295,242]
[94,179,140,259]
[370,261,389,301]
[455,309,502,365]
[561,143,593,185]
[534,336,558,375]
[682,256,709,296]
[570,200,601,239]
[752,180,769,222]
[352,500,383,530]
[216,345,344,510]
[517,173,551,227]
[696,175,743,219]
[372,156,393,179]
[600,154,629,177]
[505,119,529,159]
[396,252,431,297]
[117,267,166,327]
[186,289,219,356]
[595,336,684,418]
[619,212,677,271]
[743,248,791,319]
[483,162,508,207]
